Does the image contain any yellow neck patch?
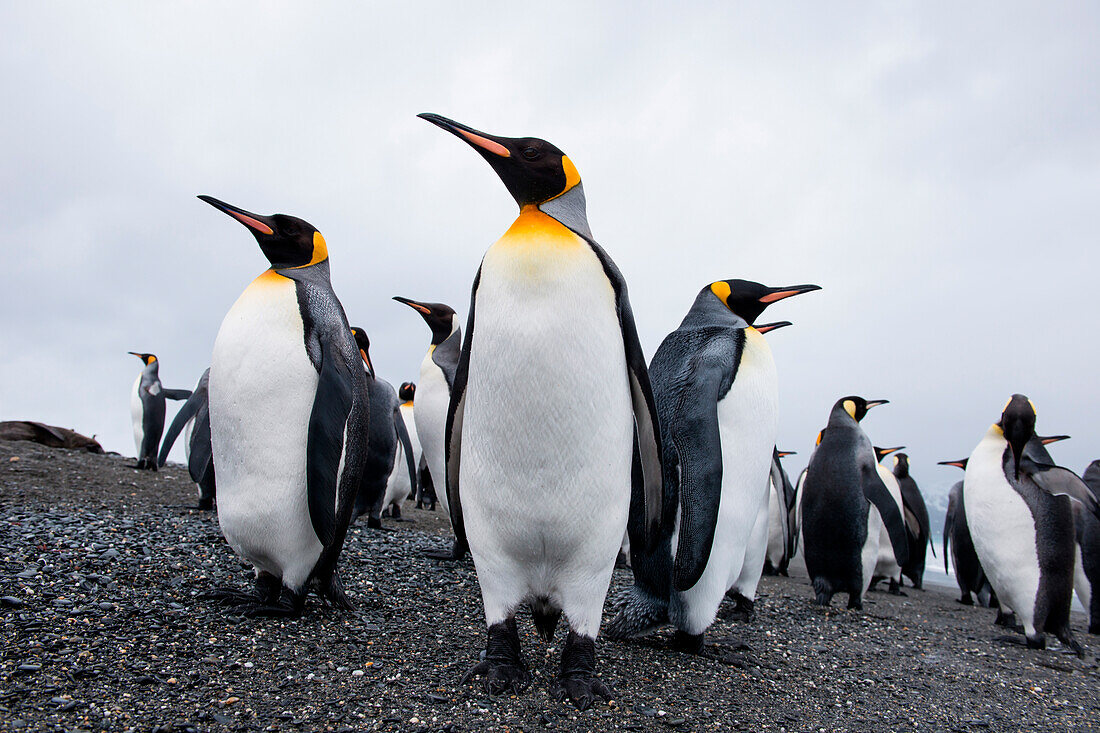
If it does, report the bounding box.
[401,400,414,408]
[843,400,857,419]
[710,281,731,305]
[498,206,584,251]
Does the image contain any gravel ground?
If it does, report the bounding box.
[2,441,1098,732]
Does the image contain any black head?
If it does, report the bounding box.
[938,458,968,470]
[998,394,1037,480]
[199,196,327,270]
[893,452,911,477]
[708,280,821,325]
[833,396,889,423]
[874,446,905,463]
[128,352,157,367]
[349,327,375,379]
[398,382,416,402]
[393,296,456,345]
[418,114,580,207]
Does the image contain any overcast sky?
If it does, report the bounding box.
[3,2,1098,517]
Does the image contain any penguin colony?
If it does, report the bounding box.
[128,115,1100,709]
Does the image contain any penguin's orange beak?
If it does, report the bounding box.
[198,195,276,236]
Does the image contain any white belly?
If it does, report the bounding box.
[873,465,904,578]
[965,427,1040,633]
[130,376,143,455]
[733,491,771,599]
[209,271,324,590]
[382,441,413,510]
[399,403,421,465]
[414,357,450,516]
[1074,543,1091,613]
[675,329,779,634]
[460,232,632,636]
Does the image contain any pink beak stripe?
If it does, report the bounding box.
[228,210,274,235]
[458,129,510,158]
[759,290,800,303]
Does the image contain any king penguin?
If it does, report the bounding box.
[764,449,798,577]
[869,446,906,595]
[158,368,215,509]
[349,327,417,527]
[392,297,464,558]
[395,382,422,513]
[606,279,818,652]
[800,397,909,609]
[420,113,664,709]
[893,453,934,589]
[964,395,1098,654]
[129,352,191,470]
[199,196,369,616]
[1079,461,1100,634]
[940,458,996,606]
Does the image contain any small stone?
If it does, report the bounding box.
[352,670,365,677]
[1,596,24,608]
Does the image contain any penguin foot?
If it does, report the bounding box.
[319,571,354,611]
[1053,628,1086,658]
[424,539,468,561]
[957,595,974,605]
[200,587,261,605]
[462,618,530,696]
[846,595,863,611]
[551,631,610,711]
[671,630,705,655]
[887,580,907,597]
[197,497,215,511]
[366,516,384,530]
[241,600,303,618]
[718,592,755,623]
[1025,633,1046,650]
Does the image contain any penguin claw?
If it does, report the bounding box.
[460,659,531,696]
[550,673,611,710]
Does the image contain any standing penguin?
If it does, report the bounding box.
[1079,461,1100,634]
[421,113,664,708]
[606,279,818,652]
[939,458,996,607]
[964,395,1097,653]
[393,297,464,558]
[893,453,933,589]
[157,369,215,509]
[396,382,422,511]
[764,449,798,576]
[129,353,191,470]
[869,446,906,595]
[800,397,909,609]
[200,196,369,615]
[349,327,417,527]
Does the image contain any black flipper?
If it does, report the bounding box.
[669,348,728,592]
[158,390,204,466]
[393,405,417,501]
[943,509,953,574]
[444,267,480,554]
[162,389,193,401]
[582,237,665,550]
[432,329,461,390]
[188,409,215,493]
[1020,458,1100,518]
[862,464,910,566]
[307,336,355,547]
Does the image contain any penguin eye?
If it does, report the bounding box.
[521,147,541,161]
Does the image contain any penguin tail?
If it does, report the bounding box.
[531,598,562,642]
[604,586,669,640]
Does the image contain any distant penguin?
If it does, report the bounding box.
[800,397,909,609]
[200,195,369,615]
[893,453,933,589]
[393,296,464,559]
[349,327,417,527]
[764,449,798,576]
[939,458,996,607]
[396,382,422,511]
[607,279,818,652]
[158,369,215,509]
[421,113,665,708]
[870,446,906,595]
[129,352,191,470]
[964,395,1098,653]
[1079,461,1100,634]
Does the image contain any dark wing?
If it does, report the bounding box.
[1083,460,1100,495]
[188,407,214,488]
[162,389,193,401]
[444,266,481,553]
[307,335,356,547]
[158,390,204,466]
[432,328,461,390]
[669,343,733,592]
[393,405,417,498]
[584,237,665,549]
[943,499,954,574]
[1020,457,1100,518]
[862,463,909,566]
